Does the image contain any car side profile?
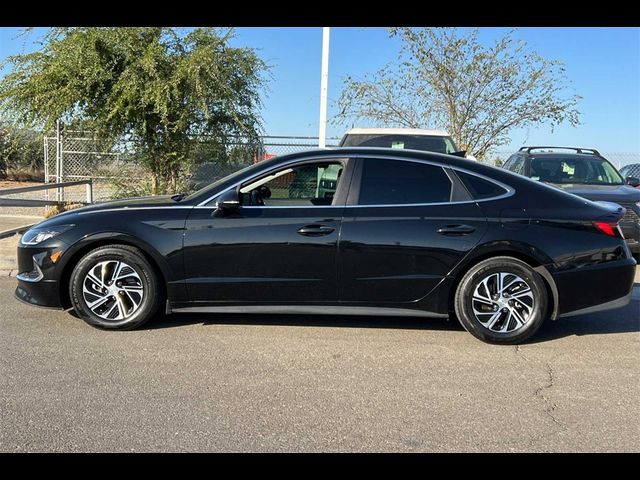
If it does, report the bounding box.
[15,148,636,344]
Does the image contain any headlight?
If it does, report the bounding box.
[21,225,75,246]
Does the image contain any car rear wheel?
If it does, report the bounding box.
[454,256,548,344]
[69,245,162,330]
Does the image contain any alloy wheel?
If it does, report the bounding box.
[471,272,535,333]
[82,260,145,321]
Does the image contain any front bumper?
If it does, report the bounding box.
[620,221,640,254]
[14,242,66,309]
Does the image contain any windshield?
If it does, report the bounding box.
[184,162,263,202]
[530,156,624,185]
[340,134,459,154]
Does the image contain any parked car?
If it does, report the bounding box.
[339,128,476,160]
[619,163,640,189]
[502,147,640,256]
[15,148,636,344]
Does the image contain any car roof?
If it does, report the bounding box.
[525,152,603,159]
[343,127,450,137]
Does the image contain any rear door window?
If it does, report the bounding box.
[357,158,453,205]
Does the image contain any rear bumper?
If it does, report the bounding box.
[558,287,633,318]
[553,257,636,316]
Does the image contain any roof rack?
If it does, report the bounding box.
[519,146,602,156]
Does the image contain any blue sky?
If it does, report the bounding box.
[1,27,638,152]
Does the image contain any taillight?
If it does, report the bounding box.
[593,221,623,238]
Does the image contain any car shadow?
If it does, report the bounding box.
[148,311,465,332]
[146,285,640,344]
[525,288,640,344]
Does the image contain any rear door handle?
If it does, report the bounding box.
[437,224,476,236]
[297,224,336,236]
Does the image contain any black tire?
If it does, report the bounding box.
[454,256,548,344]
[69,244,163,330]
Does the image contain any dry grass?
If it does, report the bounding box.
[2,168,44,183]
[44,203,85,218]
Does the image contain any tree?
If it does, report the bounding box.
[0,124,44,178]
[333,28,581,159]
[0,27,268,193]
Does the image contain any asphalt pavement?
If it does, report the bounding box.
[1,276,638,452]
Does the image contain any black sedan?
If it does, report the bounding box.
[15,148,637,344]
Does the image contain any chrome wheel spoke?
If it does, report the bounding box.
[87,271,106,289]
[499,311,512,332]
[123,290,140,309]
[486,311,503,329]
[510,307,526,328]
[512,288,532,299]
[121,284,143,292]
[472,294,493,306]
[86,294,110,310]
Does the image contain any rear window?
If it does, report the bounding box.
[456,171,508,199]
[341,134,458,154]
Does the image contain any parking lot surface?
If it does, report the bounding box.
[1,276,638,452]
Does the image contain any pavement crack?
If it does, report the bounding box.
[514,346,569,448]
[533,361,567,431]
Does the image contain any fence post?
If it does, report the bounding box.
[86,179,93,204]
[43,136,49,205]
[55,120,64,203]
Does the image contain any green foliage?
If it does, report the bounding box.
[334,28,581,159]
[0,124,43,178]
[0,27,268,193]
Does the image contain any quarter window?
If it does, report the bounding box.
[456,171,508,199]
[358,159,452,205]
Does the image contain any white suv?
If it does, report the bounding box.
[338,128,476,160]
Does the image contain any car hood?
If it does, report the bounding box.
[34,195,184,228]
[550,183,640,203]
[66,195,179,214]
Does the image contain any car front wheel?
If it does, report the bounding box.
[454,256,548,344]
[69,244,162,330]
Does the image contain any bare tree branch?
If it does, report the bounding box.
[332,27,581,159]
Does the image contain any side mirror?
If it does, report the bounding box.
[625,176,640,188]
[215,189,240,213]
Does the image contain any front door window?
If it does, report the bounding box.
[240,162,344,207]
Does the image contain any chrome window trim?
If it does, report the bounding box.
[196,153,516,209]
[78,206,195,215]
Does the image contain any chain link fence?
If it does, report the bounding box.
[42,132,341,203]
[11,132,640,207]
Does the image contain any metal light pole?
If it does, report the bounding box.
[318,27,330,148]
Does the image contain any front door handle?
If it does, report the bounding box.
[437,224,476,236]
[297,224,336,236]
